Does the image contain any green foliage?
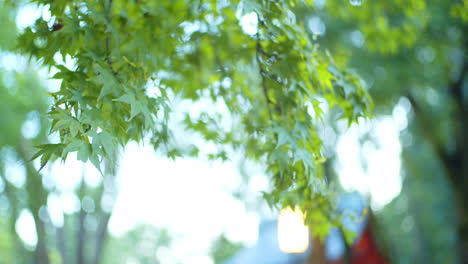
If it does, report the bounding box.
[210,234,243,264]
[327,0,428,54]
[14,0,372,230]
[2,0,468,262]
[303,0,467,261]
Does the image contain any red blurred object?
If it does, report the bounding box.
[351,224,388,264]
[51,22,63,31]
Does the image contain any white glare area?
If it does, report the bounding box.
[16,3,42,30]
[416,46,436,64]
[48,152,101,191]
[0,52,28,72]
[0,177,5,193]
[337,106,407,210]
[314,0,326,9]
[393,101,410,131]
[350,30,365,47]
[84,168,102,188]
[308,16,326,36]
[32,153,101,217]
[5,161,26,188]
[249,173,269,192]
[15,209,38,247]
[47,193,64,227]
[108,142,260,260]
[180,255,214,264]
[2,70,17,93]
[349,0,363,6]
[59,191,81,214]
[225,212,259,246]
[15,5,63,93]
[239,12,258,35]
[39,65,62,93]
[277,207,309,253]
[21,111,41,139]
[41,4,52,22]
[53,54,78,69]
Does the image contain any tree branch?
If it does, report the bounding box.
[255,16,285,119]
[104,0,121,83]
[255,32,273,120]
[406,93,453,169]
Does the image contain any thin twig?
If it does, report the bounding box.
[255,32,273,119]
[104,0,121,82]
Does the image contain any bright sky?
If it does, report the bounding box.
[8,4,408,264]
[110,144,261,256]
[43,145,262,264]
[337,99,410,210]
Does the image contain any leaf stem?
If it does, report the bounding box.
[104,0,121,83]
[255,30,273,120]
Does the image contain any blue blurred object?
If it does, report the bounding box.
[224,192,367,264]
[223,220,311,264]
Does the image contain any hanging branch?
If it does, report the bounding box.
[104,0,121,82]
[255,14,286,121]
[255,31,273,120]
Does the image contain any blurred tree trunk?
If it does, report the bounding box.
[408,56,468,263]
[18,138,50,264]
[305,236,326,264]
[3,180,31,264]
[77,177,86,264]
[450,59,468,263]
[91,158,117,264]
[34,217,50,264]
[56,226,67,263]
[454,167,468,263]
[92,213,111,264]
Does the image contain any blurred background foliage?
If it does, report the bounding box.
[0,0,467,263]
[310,0,466,262]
